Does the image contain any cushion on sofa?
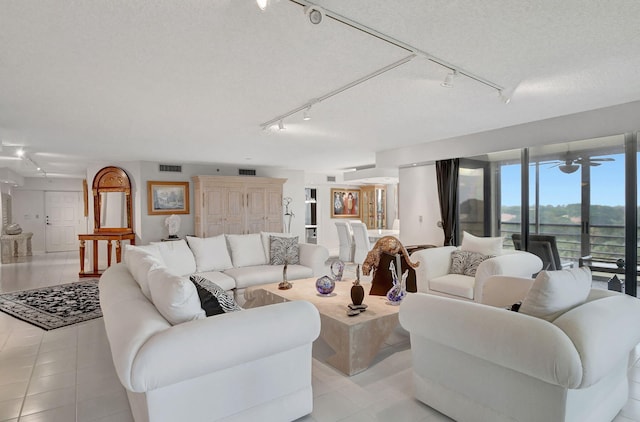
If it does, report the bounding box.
[150,239,197,276]
[226,234,267,267]
[147,267,205,325]
[124,246,164,300]
[186,235,233,272]
[190,275,242,316]
[429,273,475,299]
[124,244,164,267]
[449,250,492,277]
[260,231,295,262]
[224,264,313,289]
[461,231,503,256]
[519,266,592,322]
[270,235,300,265]
[192,270,236,291]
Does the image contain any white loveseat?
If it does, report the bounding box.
[400,267,640,422]
[410,232,542,303]
[100,255,321,421]
[126,232,329,305]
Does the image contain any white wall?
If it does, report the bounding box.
[84,162,307,245]
[398,165,444,246]
[12,190,45,252]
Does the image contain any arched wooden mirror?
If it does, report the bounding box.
[93,166,133,233]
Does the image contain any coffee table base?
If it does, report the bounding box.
[244,280,399,376]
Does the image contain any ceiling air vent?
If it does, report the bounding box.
[238,168,257,176]
[326,176,336,182]
[159,164,182,173]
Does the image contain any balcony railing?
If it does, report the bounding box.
[500,222,640,280]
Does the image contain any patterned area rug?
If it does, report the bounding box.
[0,280,102,330]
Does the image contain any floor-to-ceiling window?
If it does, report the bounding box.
[467,134,637,293]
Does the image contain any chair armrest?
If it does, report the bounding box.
[411,246,457,293]
[299,243,329,276]
[473,251,542,301]
[399,293,582,388]
[480,275,534,307]
[128,301,320,392]
[554,293,640,388]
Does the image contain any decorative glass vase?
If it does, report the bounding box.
[316,275,336,296]
[386,261,408,305]
[331,260,345,281]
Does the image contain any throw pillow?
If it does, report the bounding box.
[123,244,164,267]
[226,233,267,267]
[150,239,197,276]
[449,250,492,277]
[270,235,300,265]
[147,267,206,325]
[460,231,503,256]
[260,231,295,262]
[189,275,243,316]
[519,266,592,322]
[185,235,233,272]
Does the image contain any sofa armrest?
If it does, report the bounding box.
[299,243,329,276]
[473,251,542,301]
[411,246,457,293]
[127,300,320,393]
[480,275,535,307]
[554,293,640,388]
[399,293,583,388]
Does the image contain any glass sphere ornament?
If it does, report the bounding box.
[315,275,336,296]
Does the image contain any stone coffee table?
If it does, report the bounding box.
[244,278,399,376]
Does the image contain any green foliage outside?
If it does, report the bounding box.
[501,204,640,262]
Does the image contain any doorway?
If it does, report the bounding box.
[45,191,84,252]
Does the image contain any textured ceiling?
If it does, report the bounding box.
[1,0,640,178]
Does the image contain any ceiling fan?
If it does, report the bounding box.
[544,155,615,174]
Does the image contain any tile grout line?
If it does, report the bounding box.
[16,328,45,422]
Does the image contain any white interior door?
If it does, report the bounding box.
[45,191,82,252]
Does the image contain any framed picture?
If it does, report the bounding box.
[147,181,190,215]
[331,188,360,218]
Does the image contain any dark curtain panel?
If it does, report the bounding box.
[436,158,460,246]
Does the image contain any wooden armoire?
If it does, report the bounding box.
[193,176,285,237]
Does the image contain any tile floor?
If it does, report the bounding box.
[0,252,640,421]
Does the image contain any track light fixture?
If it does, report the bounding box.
[278,119,285,130]
[303,106,311,121]
[16,148,47,176]
[256,0,269,11]
[498,89,511,104]
[441,70,458,88]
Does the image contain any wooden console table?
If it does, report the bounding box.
[79,232,135,278]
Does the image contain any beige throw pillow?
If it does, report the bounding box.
[519,266,592,322]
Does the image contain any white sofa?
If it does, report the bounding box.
[100,256,321,422]
[399,268,640,422]
[126,232,329,305]
[411,245,542,303]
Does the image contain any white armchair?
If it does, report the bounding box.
[400,288,640,422]
[411,246,543,303]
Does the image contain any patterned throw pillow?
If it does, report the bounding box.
[270,236,299,265]
[449,250,493,277]
[189,275,242,316]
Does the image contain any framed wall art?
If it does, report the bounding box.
[147,181,190,215]
[331,188,360,218]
